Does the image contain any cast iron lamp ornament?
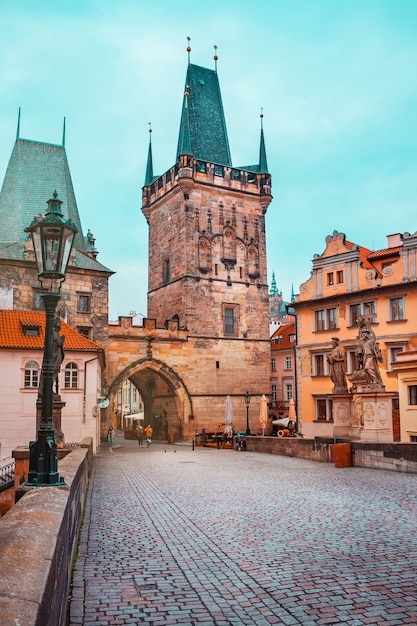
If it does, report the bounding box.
[25,191,77,486]
[245,390,251,435]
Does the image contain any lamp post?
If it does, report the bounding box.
[245,390,251,435]
[25,191,77,486]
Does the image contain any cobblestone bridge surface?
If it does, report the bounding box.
[68,434,417,625]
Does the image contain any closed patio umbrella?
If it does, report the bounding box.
[259,394,268,436]
[224,395,233,437]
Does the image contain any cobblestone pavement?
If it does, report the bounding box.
[68,434,417,625]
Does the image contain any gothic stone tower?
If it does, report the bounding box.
[140,58,272,432]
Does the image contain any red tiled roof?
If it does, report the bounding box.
[0,310,102,351]
[367,246,402,260]
[271,322,295,351]
[345,240,374,269]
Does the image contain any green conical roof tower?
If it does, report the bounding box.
[176,63,232,166]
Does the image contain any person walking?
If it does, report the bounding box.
[107,426,115,447]
[136,423,144,447]
[144,424,153,447]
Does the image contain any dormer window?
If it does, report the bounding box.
[22,325,40,337]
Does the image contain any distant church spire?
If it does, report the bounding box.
[62,117,66,147]
[16,107,21,140]
[144,123,154,186]
[258,109,268,174]
[269,271,278,295]
[291,283,295,302]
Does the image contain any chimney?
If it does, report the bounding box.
[386,233,402,248]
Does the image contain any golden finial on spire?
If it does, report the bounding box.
[260,107,264,129]
[187,36,191,64]
[184,84,190,108]
[214,45,218,71]
[148,122,152,140]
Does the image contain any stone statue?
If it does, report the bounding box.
[53,317,65,394]
[361,328,383,386]
[327,337,348,392]
[353,317,384,387]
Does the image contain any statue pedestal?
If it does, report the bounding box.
[36,395,66,448]
[332,393,352,438]
[350,383,395,442]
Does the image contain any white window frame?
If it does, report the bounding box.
[389,297,405,322]
[271,357,276,372]
[387,343,406,371]
[64,362,79,389]
[284,355,292,370]
[24,361,39,388]
[314,307,338,332]
[315,397,333,422]
[284,381,293,402]
[312,352,329,377]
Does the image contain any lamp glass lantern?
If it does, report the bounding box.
[24,191,77,487]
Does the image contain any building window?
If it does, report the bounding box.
[315,308,338,332]
[64,362,78,389]
[284,381,293,402]
[346,350,357,375]
[163,258,170,284]
[327,272,334,286]
[77,326,92,339]
[223,304,239,336]
[388,344,406,371]
[336,270,344,283]
[271,357,276,371]
[327,308,337,330]
[284,356,292,370]
[409,385,417,406]
[312,353,328,377]
[271,384,277,401]
[24,361,39,388]
[315,310,325,331]
[22,325,40,337]
[349,301,377,326]
[389,297,405,321]
[290,334,295,342]
[78,294,91,312]
[316,397,333,421]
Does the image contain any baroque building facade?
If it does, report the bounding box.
[293,230,417,441]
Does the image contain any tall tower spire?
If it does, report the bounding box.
[62,116,66,147]
[144,123,154,186]
[16,107,21,140]
[176,62,231,165]
[258,109,268,174]
[270,271,278,295]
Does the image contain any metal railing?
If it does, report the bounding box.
[0,458,15,492]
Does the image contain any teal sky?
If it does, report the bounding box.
[1,0,417,319]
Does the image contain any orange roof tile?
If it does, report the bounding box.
[367,246,402,260]
[345,239,374,270]
[0,310,102,351]
[271,322,296,351]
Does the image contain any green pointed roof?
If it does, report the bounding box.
[258,126,268,174]
[176,63,232,166]
[144,133,155,186]
[0,138,112,273]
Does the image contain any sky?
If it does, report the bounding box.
[1,0,417,320]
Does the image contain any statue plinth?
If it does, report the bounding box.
[331,392,351,438]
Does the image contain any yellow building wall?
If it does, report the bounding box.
[294,231,417,439]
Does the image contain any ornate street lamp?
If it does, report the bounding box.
[245,390,251,435]
[25,191,77,486]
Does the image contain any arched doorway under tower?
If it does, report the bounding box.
[108,358,193,444]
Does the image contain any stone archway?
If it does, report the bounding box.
[107,358,193,443]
